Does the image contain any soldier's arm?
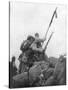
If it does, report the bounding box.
[30,43,43,52]
[20,40,28,50]
[36,37,46,43]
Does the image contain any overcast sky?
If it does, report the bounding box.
[10,2,67,61]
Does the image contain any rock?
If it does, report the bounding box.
[49,57,58,68]
[13,72,29,87]
[44,57,66,86]
[53,57,66,85]
[29,61,49,84]
[45,76,55,86]
[43,68,54,80]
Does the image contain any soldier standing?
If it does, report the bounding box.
[30,33,46,53]
[19,35,35,71]
[29,33,47,61]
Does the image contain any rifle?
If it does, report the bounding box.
[43,32,54,52]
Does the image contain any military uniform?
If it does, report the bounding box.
[30,36,47,61]
[19,36,35,71]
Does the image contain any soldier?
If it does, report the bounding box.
[30,33,46,53]
[19,35,35,70]
[29,33,47,61]
[18,53,29,73]
[20,35,35,53]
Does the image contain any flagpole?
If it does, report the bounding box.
[45,7,57,39]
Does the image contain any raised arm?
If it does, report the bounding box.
[35,36,46,43]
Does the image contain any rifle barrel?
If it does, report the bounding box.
[43,32,54,52]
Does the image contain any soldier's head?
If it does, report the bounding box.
[35,33,39,39]
[27,35,35,43]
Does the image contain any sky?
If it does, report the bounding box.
[10,2,67,61]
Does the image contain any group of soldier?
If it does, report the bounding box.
[9,32,66,88]
[18,32,47,73]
